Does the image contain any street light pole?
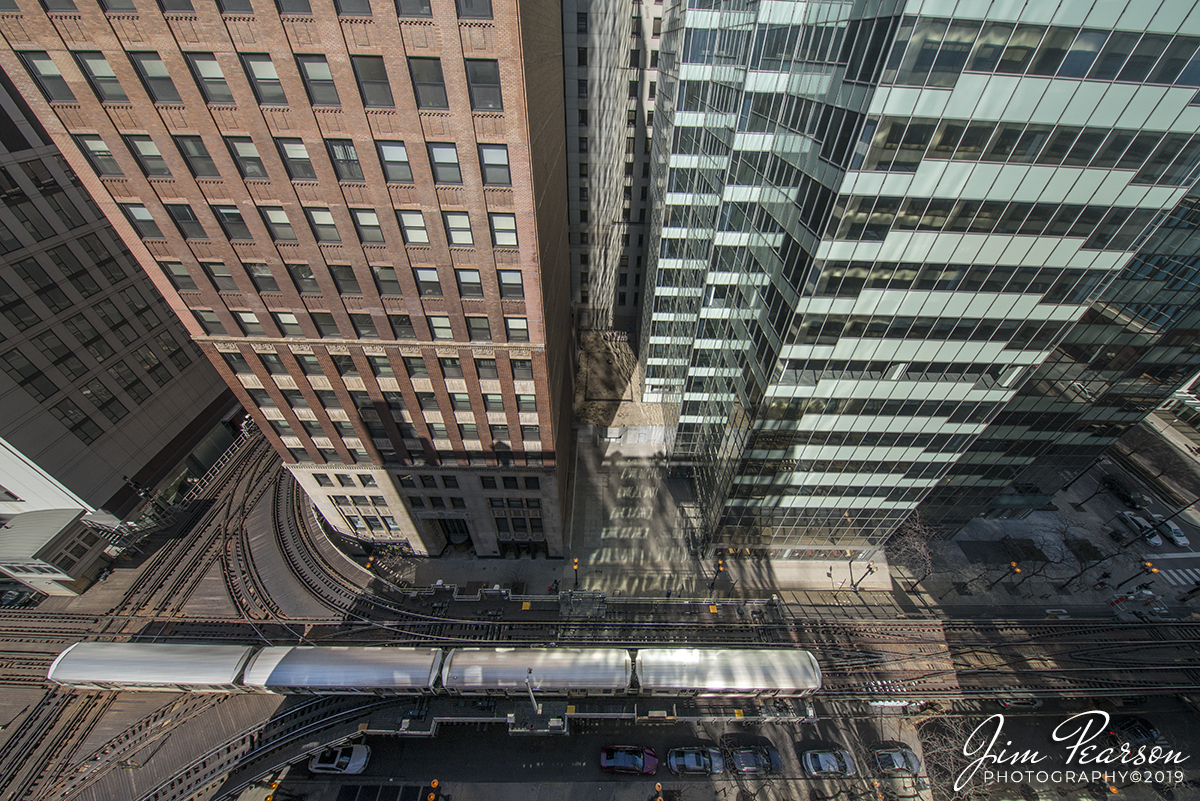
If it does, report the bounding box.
[573,557,579,589]
[850,562,876,592]
[1115,561,1158,590]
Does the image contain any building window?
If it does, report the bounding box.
[225,137,266,178]
[408,58,448,109]
[489,213,518,247]
[377,141,412,182]
[0,349,57,401]
[76,52,127,102]
[505,317,529,342]
[287,262,320,293]
[351,209,385,243]
[521,425,539,441]
[456,269,483,298]
[402,356,426,377]
[275,0,310,12]
[124,135,170,176]
[274,311,303,336]
[259,206,297,241]
[397,210,429,244]
[427,143,462,184]
[441,358,463,378]
[389,314,415,339]
[129,52,181,102]
[210,205,251,240]
[305,207,340,242]
[498,270,523,298]
[120,204,162,238]
[191,309,227,337]
[372,264,401,296]
[429,315,453,340]
[185,52,234,104]
[326,139,364,181]
[465,60,502,110]
[475,358,498,379]
[235,310,266,336]
[276,138,316,180]
[245,263,279,292]
[160,260,197,291]
[490,424,509,440]
[74,135,123,176]
[414,267,442,297]
[579,137,587,153]
[241,54,287,104]
[396,0,430,15]
[20,52,77,103]
[443,212,473,246]
[310,312,339,338]
[351,55,394,107]
[577,79,587,98]
[467,316,491,341]
[350,314,378,338]
[50,399,103,444]
[335,0,370,14]
[511,359,533,381]
[174,135,220,177]
[166,203,207,239]
[329,264,361,295]
[455,0,489,17]
[295,54,340,105]
[478,144,510,186]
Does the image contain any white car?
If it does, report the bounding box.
[1151,514,1190,547]
[308,744,371,774]
[1119,512,1162,547]
[666,747,724,775]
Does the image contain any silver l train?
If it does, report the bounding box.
[47,643,822,698]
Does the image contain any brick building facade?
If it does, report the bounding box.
[0,0,570,557]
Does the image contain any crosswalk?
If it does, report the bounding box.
[1157,566,1200,586]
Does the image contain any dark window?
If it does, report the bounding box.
[409,58,448,109]
[174,135,220,177]
[372,264,401,295]
[124,135,170,176]
[475,358,498,379]
[312,311,340,337]
[203,262,238,290]
[389,314,415,339]
[456,269,482,298]
[478,144,510,185]
[465,60,502,110]
[352,56,394,107]
[351,209,385,243]
[120,204,162,238]
[505,317,529,342]
[467,316,490,341]
[329,264,361,295]
[129,52,181,102]
[428,143,461,183]
[74,135,123,176]
[166,203,207,239]
[226,136,267,177]
[350,313,378,338]
[403,356,427,377]
[21,53,77,103]
[296,55,340,105]
[0,349,58,401]
[185,53,235,104]
[276,138,316,179]
[455,0,489,19]
[305,207,340,242]
[440,357,463,378]
[245,262,279,292]
[50,399,103,444]
[511,359,533,380]
[259,206,296,241]
[212,204,253,240]
[160,260,197,291]
[76,52,127,102]
[413,267,442,296]
[327,139,364,181]
[377,141,412,182]
[396,0,430,15]
[287,262,319,292]
[335,0,370,14]
[216,0,253,11]
[242,54,287,104]
[275,0,310,12]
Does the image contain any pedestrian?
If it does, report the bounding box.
[665,589,672,598]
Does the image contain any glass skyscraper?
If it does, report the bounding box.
[642,0,1200,558]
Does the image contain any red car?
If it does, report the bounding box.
[600,745,658,775]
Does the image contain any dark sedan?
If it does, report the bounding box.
[600,745,658,775]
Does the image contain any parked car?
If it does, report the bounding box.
[308,744,371,774]
[1119,512,1162,546]
[1151,514,1190,547]
[1104,476,1152,510]
[729,746,783,775]
[802,747,857,778]
[997,697,1043,709]
[0,590,19,606]
[600,746,658,775]
[873,742,921,776]
[667,747,724,775]
[1105,716,1159,748]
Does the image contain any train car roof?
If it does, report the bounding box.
[637,648,821,692]
[442,647,631,691]
[47,642,257,687]
[242,646,443,689]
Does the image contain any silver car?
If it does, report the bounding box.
[666,747,724,775]
[1119,512,1162,546]
[1151,514,1190,547]
[802,748,857,778]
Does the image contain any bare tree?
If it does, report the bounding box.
[888,512,940,592]
[915,715,995,801]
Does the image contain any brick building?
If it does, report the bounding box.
[0,0,570,557]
